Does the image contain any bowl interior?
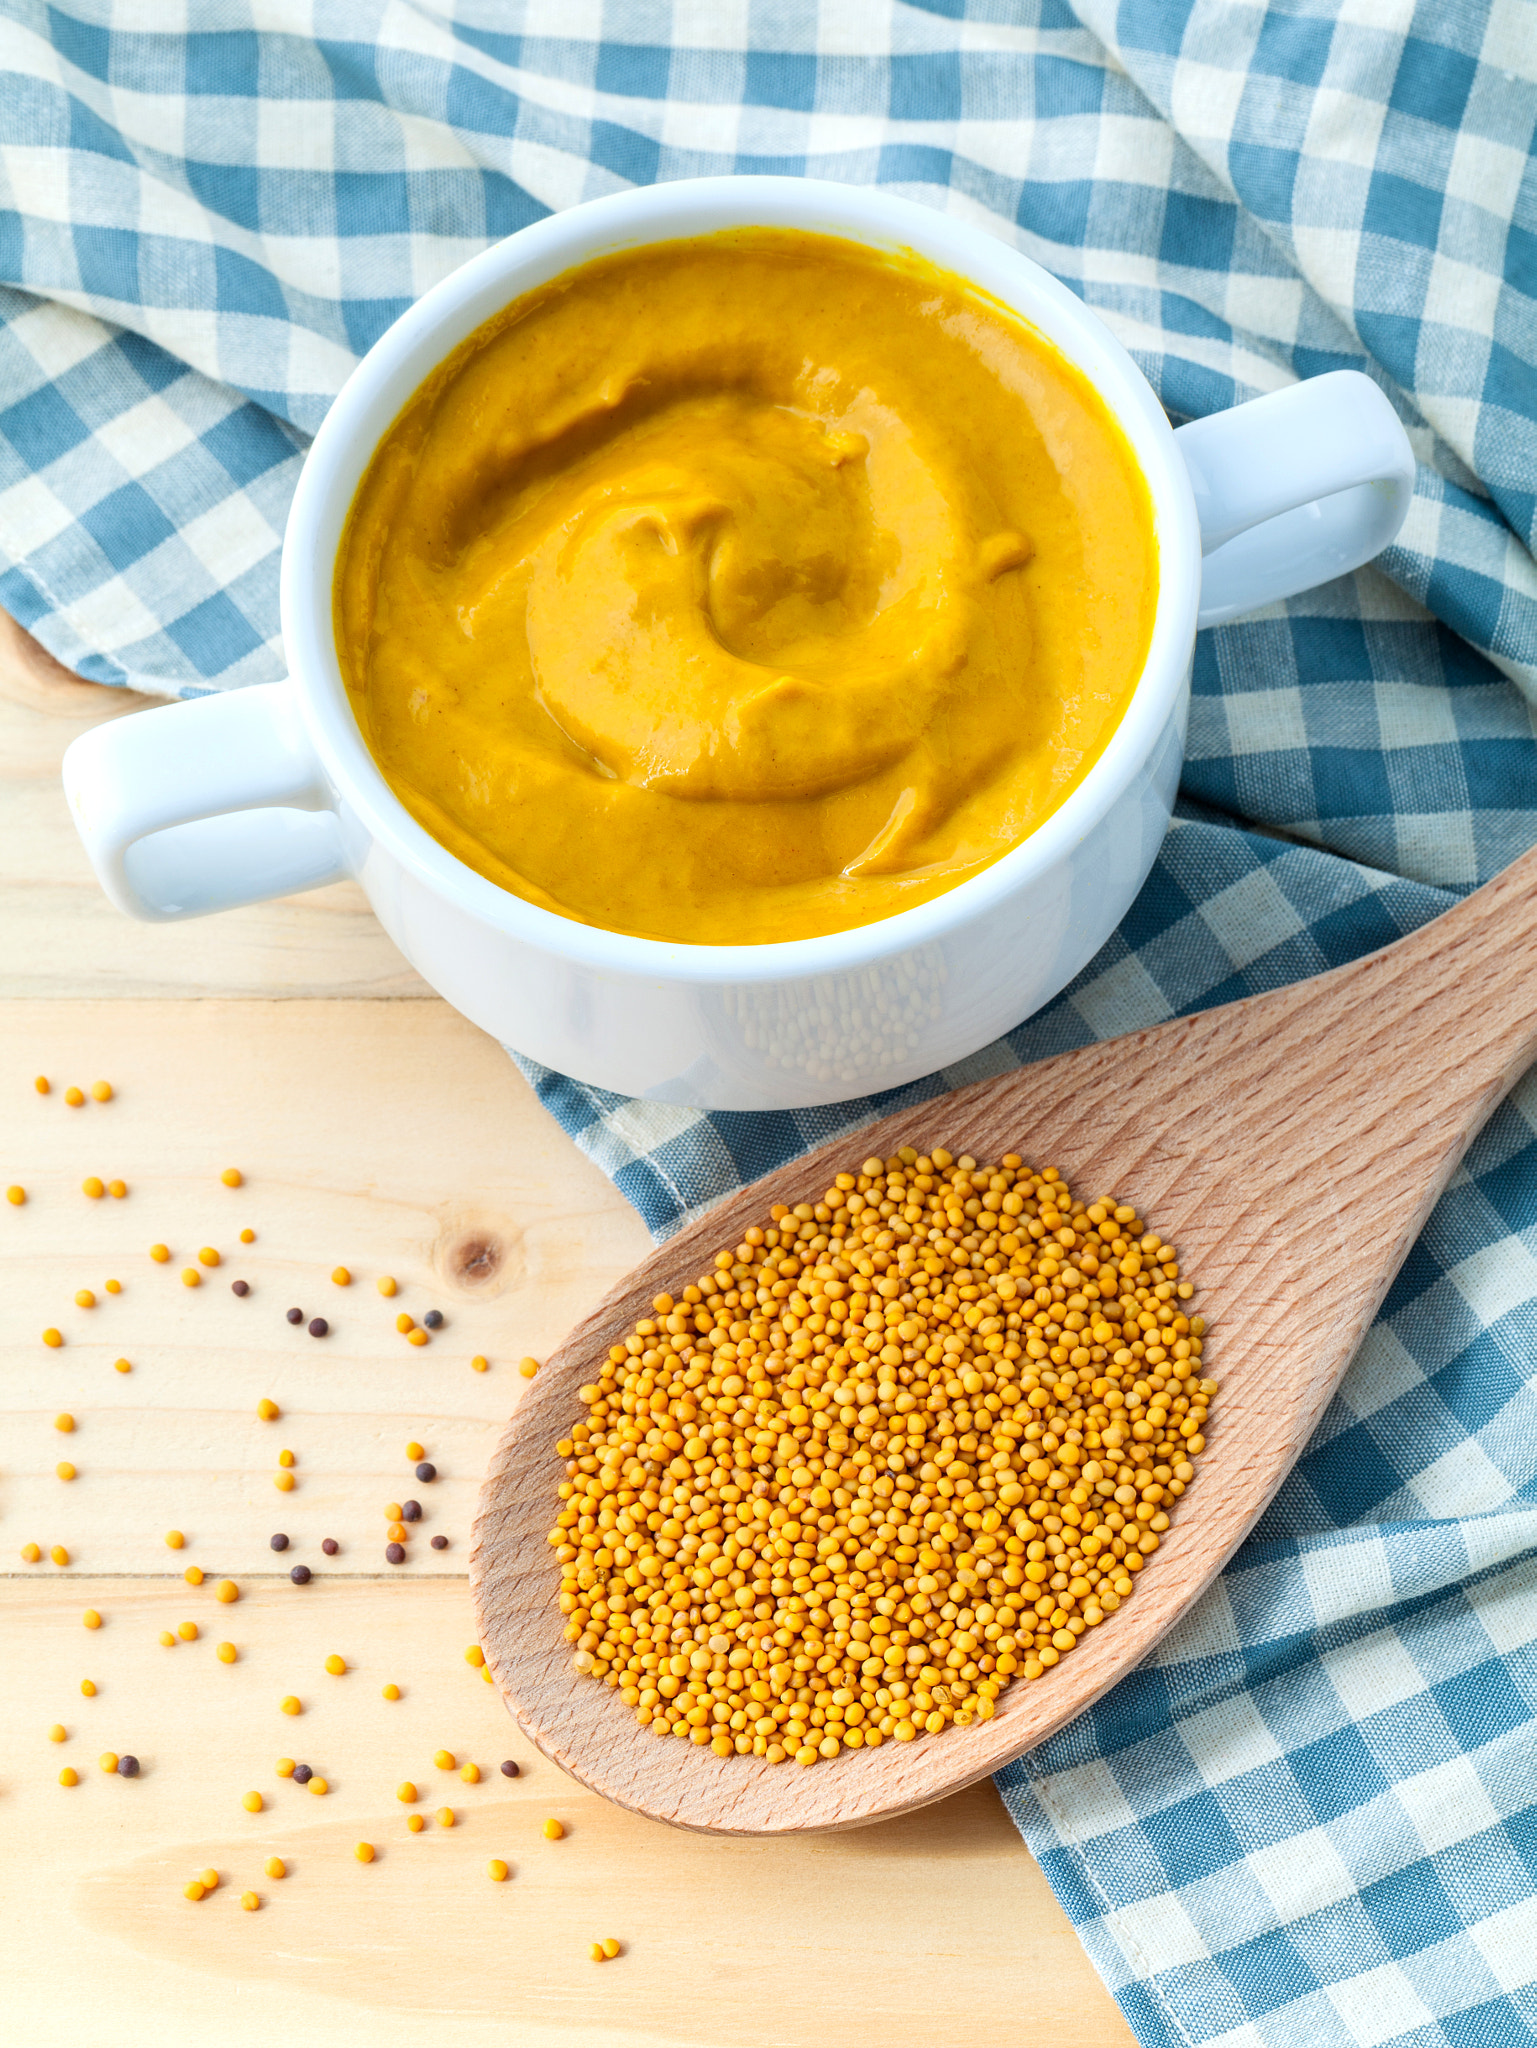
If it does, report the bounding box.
[282,176,1202,983]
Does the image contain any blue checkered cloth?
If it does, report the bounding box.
[2,6,1535,2043]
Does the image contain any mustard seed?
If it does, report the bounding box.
[108,1181,126,1199]
[415,1463,436,1483]
[34,1075,49,1093]
[180,1268,200,1287]
[264,1857,285,1879]
[424,1310,444,1330]
[280,1697,300,1715]
[184,1881,205,1901]
[91,1081,112,1102]
[436,1807,455,1827]
[405,1442,424,1462]
[401,1500,421,1522]
[397,1781,418,1803]
[48,1724,66,1741]
[321,1538,339,1556]
[292,1764,312,1783]
[118,1755,139,1776]
[55,1413,74,1432]
[308,1318,327,1338]
[431,1535,449,1551]
[601,1939,622,1959]
[166,1530,184,1548]
[377,1276,397,1296]
[286,1308,302,1325]
[82,1178,104,1199]
[543,1819,564,1840]
[406,1812,425,1832]
[217,1642,237,1663]
[270,1533,288,1551]
[149,1244,170,1262]
[64,1086,84,1106]
[290,1565,311,1585]
[241,1891,260,1912]
[488,1859,509,1881]
[274,1471,294,1492]
[276,1757,296,1777]
[99,1751,118,1772]
[82,1609,100,1629]
[461,1762,480,1783]
[332,1267,350,1286]
[382,1683,401,1700]
[240,1227,255,1243]
[355,1842,374,1863]
[519,1356,540,1378]
[159,1631,175,1647]
[407,1328,428,1346]
[104,1276,121,1289]
[42,1328,62,1348]
[472,1355,490,1372]
[258,1398,280,1420]
[232,1279,249,1296]
[6,1184,24,1204]
[222,1169,243,1187]
[434,1750,456,1770]
[57,1462,76,1481]
[198,1247,220,1267]
[243,1791,263,1811]
[183,1566,202,1585]
[80,1680,95,1696]
[21,1543,40,1563]
[215,1580,239,1604]
[73,1289,94,1308]
[310,1777,329,1795]
[385,1543,405,1565]
[277,1448,295,1468]
[114,1357,131,1373]
[325,1654,345,1674]
[50,1545,69,1565]
[178,1622,198,1641]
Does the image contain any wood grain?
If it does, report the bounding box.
[473,841,1537,1834]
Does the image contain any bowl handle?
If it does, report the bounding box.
[1175,370,1415,628]
[61,679,349,921]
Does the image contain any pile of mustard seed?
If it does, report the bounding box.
[549,1147,1214,1765]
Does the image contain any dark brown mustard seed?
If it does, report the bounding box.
[430,1535,449,1551]
[385,1542,405,1565]
[292,1763,312,1784]
[308,1317,328,1338]
[414,1462,436,1483]
[286,1307,303,1325]
[289,1564,311,1585]
[400,1500,421,1522]
[270,1533,289,1552]
[321,1538,339,1556]
[231,1279,250,1297]
[499,1760,519,1778]
[423,1309,444,1330]
[117,1755,139,1777]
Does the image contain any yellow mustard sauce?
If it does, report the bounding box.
[335,230,1157,945]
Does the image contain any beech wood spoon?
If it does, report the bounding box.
[472,840,1537,1835]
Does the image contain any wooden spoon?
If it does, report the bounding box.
[472,841,1537,1834]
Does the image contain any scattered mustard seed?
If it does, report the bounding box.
[73,1289,95,1308]
[240,1228,255,1243]
[332,1267,351,1286]
[264,1857,286,1879]
[382,1683,401,1701]
[165,1530,184,1549]
[601,1939,622,1959]
[198,1247,220,1267]
[433,1749,455,1771]
[56,1462,76,1482]
[395,1314,414,1334]
[355,1842,374,1863]
[472,1354,490,1373]
[280,1696,301,1715]
[277,1448,295,1469]
[180,1268,200,1288]
[488,1859,509,1882]
[21,1542,41,1563]
[79,1679,95,1696]
[34,1075,49,1094]
[377,1276,397,1297]
[183,1566,203,1586]
[241,1891,260,1911]
[99,1751,117,1772]
[55,1413,75,1432]
[6,1184,23,1204]
[276,1758,295,1778]
[543,1819,564,1841]
[159,1631,175,1646]
[274,1470,295,1493]
[178,1622,198,1640]
[117,1754,139,1777]
[108,1181,126,1199]
[184,1881,206,1901]
[217,1642,237,1664]
[82,1609,100,1629]
[64,1086,84,1107]
[105,1275,122,1290]
[114,1357,132,1374]
[50,1545,69,1565]
[82,1177,105,1199]
[520,1357,540,1379]
[436,1807,455,1828]
[149,1244,170,1262]
[242,1791,263,1812]
[215,1580,239,1604]
[465,1646,484,1667]
[406,1812,425,1832]
[91,1081,112,1102]
[222,1168,243,1187]
[59,1769,80,1788]
[42,1328,62,1348]
[325,1654,346,1675]
[257,1398,279,1421]
[424,1310,444,1331]
[589,1944,605,1963]
[407,1328,428,1346]
[461,1762,481,1783]
[48,1723,66,1741]
[405,1441,425,1462]
[397,1781,418,1803]
[200,1869,220,1889]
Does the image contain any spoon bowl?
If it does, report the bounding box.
[471,843,1537,1833]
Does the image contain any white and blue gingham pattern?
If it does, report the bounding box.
[1,7,1534,2044]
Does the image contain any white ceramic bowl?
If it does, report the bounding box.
[63,178,1413,1110]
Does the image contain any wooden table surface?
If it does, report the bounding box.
[0,610,1137,2048]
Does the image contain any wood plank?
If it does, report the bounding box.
[4,1576,1132,2048]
